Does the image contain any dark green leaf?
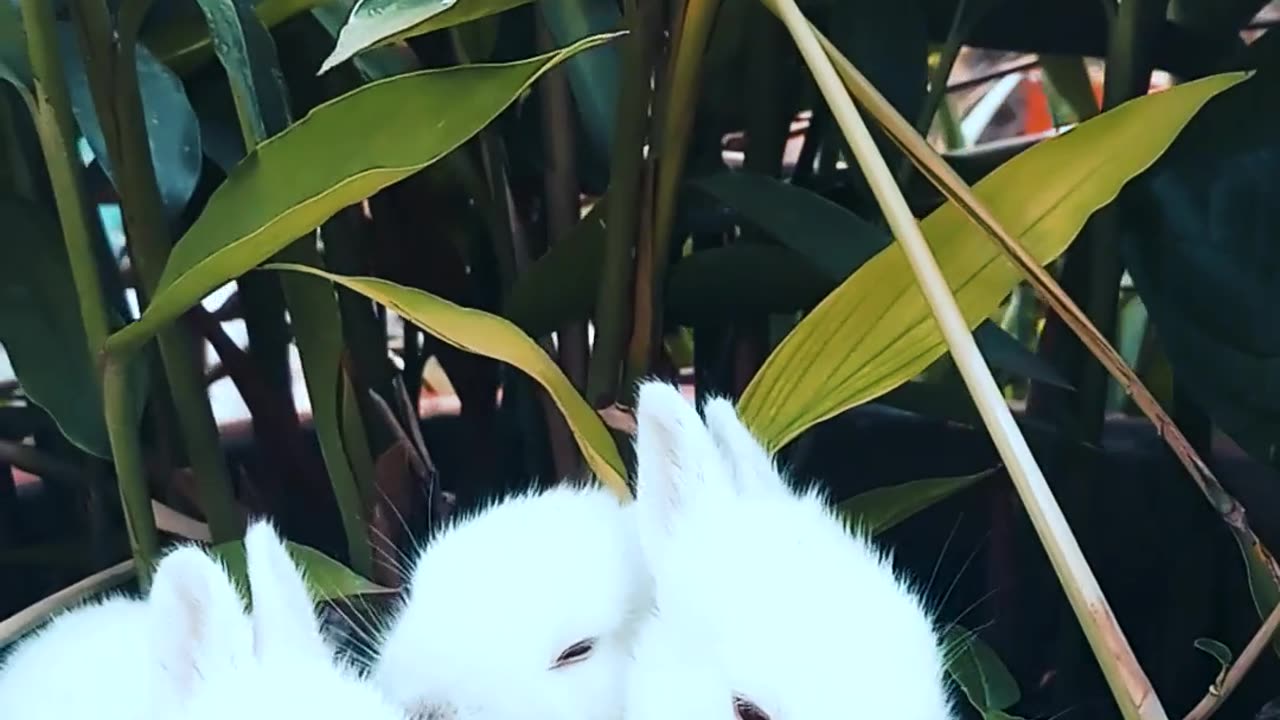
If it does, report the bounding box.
[0,194,146,458]
[504,196,606,336]
[1193,637,1234,671]
[60,25,202,219]
[837,469,993,536]
[1168,0,1271,35]
[1119,66,1280,468]
[142,0,326,73]
[693,171,1072,389]
[666,244,831,325]
[826,0,927,151]
[105,33,623,355]
[0,1,32,93]
[191,0,294,140]
[943,624,1024,719]
[537,0,623,163]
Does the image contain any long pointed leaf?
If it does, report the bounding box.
[320,0,536,74]
[263,263,630,497]
[105,32,623,356]
[738,72,1248,451]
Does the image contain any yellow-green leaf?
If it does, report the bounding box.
[104,32,622,357]
[263,263,631,498]
[209,538,394,602]
[738,71,1250,451]
[320,0,536,75]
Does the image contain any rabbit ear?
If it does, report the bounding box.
[243,519,329,659]
[148,546,253,698]
[701,396,782,494]
[633,381,728,562]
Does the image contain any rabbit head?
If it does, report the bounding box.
[151,521,405,720]
[371,482,650,720]
[626,381,955,720]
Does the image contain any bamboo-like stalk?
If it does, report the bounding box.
[194,0,378,576]
[761,1,1166,718]
[628,0,720,384]
[70,0,241,545]
[587,0,657,406]
[0,559,134,649]
[19,0,159,583]
[103,356,158,585]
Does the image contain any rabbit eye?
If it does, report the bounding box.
[733,696,770,720]
[551,638,595,668]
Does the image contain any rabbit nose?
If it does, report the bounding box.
[413,702,459,720]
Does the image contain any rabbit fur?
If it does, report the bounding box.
[625,381,957,720]
[371,481,651,720]
[0,520,405,720]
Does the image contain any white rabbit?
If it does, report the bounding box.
[625,381,957,720]
[370,481,651,720]
[0,591,157,720]
[0,520,406,720]
[179,519,408,720]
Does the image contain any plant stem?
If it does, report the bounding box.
[20,0,159,580]
[536,17,589,396]
[1052,0,1162,440]
[20,2,110,352]
[763,2,1166,718]
[895,0,968,182]
[632,0,720,384]
[103,356,158,585]
[588,0,658,405]
[196,0,378,575]
[86,2,242,544]
[734,0,790,392]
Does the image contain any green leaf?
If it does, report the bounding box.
[738,71,1251,451]
[693,171,1071,389]
[825,0,927,160]
[1239,533,1280,657]
[262,262,631,497]
[0,194,146,458]
[191,0,294,142]
[104,32,623,356]
[665,244,832,325]
[504,196,607,336]
[142,0,327,74]
[943,624,1025,719]
[1193,637,1234,671]
[0,1,32,95]
[837,469,993,536]
[1119,66,1280,468]
[209,537,393,601]
[60,25,203,219]
[537,0,623,164]
[319,0,537,75]
[1168,0,1271,35]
